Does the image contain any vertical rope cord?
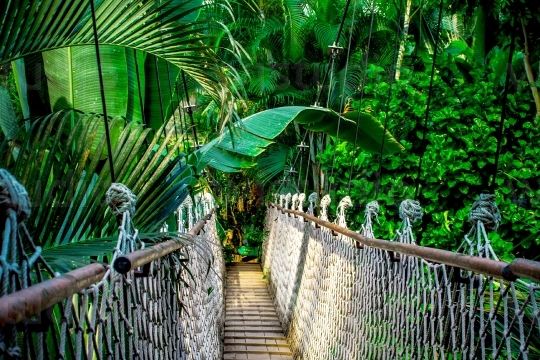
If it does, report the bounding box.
[414,0,444,199]
[181,70,199,149]
[375,0,404,199]
[165,62,181,156]
[303,145,312,194]
[329,0,358,189]
[89,0,115,182]
[346,0,377,194]
[314,0,353,106]
[491,34,516,192]
[154,57,167,138]
[297,150,304,191]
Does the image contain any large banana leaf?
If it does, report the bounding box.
[0,110,195,248]
[197,105,403,172]
[0,0,233,119]
[43,45,129,115]
[292,107,405,154]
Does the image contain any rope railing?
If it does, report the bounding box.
[264,193,540,359]
[270,202,540,283]
[0,170,225,359]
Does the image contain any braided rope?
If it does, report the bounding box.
[320,194,331,221]
[468,194,501,232]
[263,193,539,359]
[0,171,224,359]
[298,193,306,212]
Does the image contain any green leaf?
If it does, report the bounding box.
[290,107,405,154]
[43,46,129,116]
[0,85,18,139]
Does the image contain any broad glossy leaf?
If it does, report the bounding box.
[275,106,404,154]
[43,45,128,116]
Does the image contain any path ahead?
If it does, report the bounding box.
[224,263,293,360]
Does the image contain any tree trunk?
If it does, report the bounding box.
[521,18,540,120]
[395,0,413,80]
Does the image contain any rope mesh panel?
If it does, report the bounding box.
[263,193,540,359]
[0,171,224,359]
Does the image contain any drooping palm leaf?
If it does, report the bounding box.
[198,105,403,172]
[245,144,291,185]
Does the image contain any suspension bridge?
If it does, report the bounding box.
[0,169,539,359]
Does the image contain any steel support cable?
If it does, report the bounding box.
[89,0,115,182]
[491,34,516,192]
[181,70,199,149]
[277,131,309,194]
[165,62,181,156]
[414,0,444,199]
[413,0,444,199]
[174,81,188,153]
[346,0,377,194]
[154,56,167,139]
[303,144,312,194]
[374,0,405,199]
[133,49,146,127]
[314,0,353,106]
[328,0,358,191]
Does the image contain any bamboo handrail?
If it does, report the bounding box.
[271,203,540,283]
[0,211,213,330]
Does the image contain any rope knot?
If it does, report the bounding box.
[106,183,136,218]
[469,194,501,231]
[0,169,31,221]
[365,200,379,221]
[399,199,423,224]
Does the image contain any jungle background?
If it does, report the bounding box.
[1,0,540,264]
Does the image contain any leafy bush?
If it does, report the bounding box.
[320,59,540,261]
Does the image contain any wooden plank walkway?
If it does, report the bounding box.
[224,263,293,360]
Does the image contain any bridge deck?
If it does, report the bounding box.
[224,263,293,360]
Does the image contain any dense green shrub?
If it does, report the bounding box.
[320,59,540,261]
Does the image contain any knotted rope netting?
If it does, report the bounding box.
[0,169,224,359]
[263,193,540,359]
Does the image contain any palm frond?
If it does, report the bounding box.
[0,110,196,247]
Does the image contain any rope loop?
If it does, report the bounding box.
[106,183,137,218]
[335,196,353,228]
[307,193,318,215]
[292,194,299,211]
[0,169,31,222]
[399,199,423,224]
[285,193,292,210]
[320,194,331,221]
[298,193,306,212]
[469,194,501,231]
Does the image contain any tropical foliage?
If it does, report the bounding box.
[1,0,540,265]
